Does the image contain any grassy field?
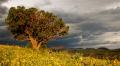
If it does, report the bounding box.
[0,45,120,66]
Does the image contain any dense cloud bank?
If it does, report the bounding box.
[48,8,120,49]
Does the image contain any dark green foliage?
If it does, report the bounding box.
[5,6,69,49]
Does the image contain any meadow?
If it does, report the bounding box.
[0,45,120,66]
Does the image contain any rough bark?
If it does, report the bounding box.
[25,30,41,49]
[29,36,41,49]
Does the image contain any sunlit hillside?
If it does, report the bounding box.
[0,45,120,66]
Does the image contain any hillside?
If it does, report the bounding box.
[0,45,120,66]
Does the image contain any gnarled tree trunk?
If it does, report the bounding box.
[29,36,42,49]
[25,30,42,49]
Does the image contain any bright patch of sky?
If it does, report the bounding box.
[2,0,120,14]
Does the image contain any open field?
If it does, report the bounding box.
[0,45,120,66]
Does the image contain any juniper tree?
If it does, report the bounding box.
[5,6,69,49]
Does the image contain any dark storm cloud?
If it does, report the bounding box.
[50,7,120,49]
[0,6,7,14]
[52,11,86,24]
[0,6,7,18]
[0,0,10,44]
[0,0,8,3]
[0,0,8,28]
[83,8,120,31]
[0,18,5,26]
[69,7,120,35]
[79,22,107,33]
[0,0,8,17]
[0,29,11,39]
[0,0,7,27]
[70,8,120,49]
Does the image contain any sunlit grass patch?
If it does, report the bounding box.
[0,45,120,66]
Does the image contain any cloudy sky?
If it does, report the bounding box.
[0,0,120,49]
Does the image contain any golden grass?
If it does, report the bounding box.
[0,45,120,66]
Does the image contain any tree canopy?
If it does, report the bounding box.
[5,6,69,49]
